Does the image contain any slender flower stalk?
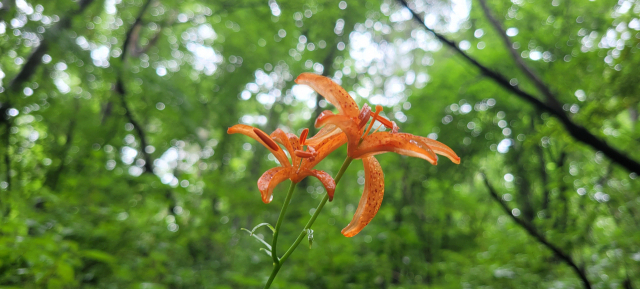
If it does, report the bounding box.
[270,181,297,265]
[263,157,354,289]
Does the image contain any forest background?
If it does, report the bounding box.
[1,0,640,288]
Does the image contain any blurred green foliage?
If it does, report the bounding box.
[0,0,639,288]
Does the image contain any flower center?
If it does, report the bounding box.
[294,128,317,163]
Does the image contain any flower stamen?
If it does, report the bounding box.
[294,150,315,158]
[294,145,317,162]
[371,124,382,135]
[376,115,394,129]
[300,128,309,145]
[253,128,280,151]
[358,104,372,129]
[363,105,382,137]
[362,105,399,136]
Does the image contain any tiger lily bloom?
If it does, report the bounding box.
[227,125,344,203]
[295,73,460,237]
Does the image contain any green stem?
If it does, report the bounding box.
[270,181,297,265]
[263,157,354,289]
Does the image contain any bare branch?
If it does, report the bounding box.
[131,15,175,57]
[0,0,14,23]
[121,0,154,62]
[398,0,640,174]
[7,0,95,94]
[118,94,154,172]
[115,0,156,173]
[477,0,562,111]
[44,99,79,190]
[1,103,10,191]
[1,0,95,190]
[481,174,592,289]
[131,29,163,57]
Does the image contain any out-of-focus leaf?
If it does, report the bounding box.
[245,223,275,235]
[259,248,272,257]
[241,228,272,250]
[81,250,116,265]
[56,262,74,282]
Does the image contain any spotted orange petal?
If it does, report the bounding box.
[398,134,460,164]
[295,73,360,118]
[352,132,438,165]
[257,167,294,204]
[305,124,342,147]
[271,128,301,170]
[294,170,336,201]
[315,111,361,150]
[228,124,291,167]
[341,156,384,237]
[300,132,347,171]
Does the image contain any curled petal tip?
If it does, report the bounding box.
[295,73,360,118]
[258,167,292,204]
[410,135,460,164]
[294,73,308,84]
[295,72,319,85]
[306,170,336,203]
[341,156,384,237]
[354,132,438,165]
[315,110,335,128]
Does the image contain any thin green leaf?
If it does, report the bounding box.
[241,228,272,250]
[259,248,272,257]
[251,223,275,234]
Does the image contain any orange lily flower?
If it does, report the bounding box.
[295,73,460,237]
[227,125,344,203]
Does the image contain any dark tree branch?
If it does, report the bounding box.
[131,16,174,58]
[115,0,155,173]
[117,87,153,173]
[7,0,95,94]
[534,128,551,214]
[398,0,640,174]
[481,174,592,289]
[7,43,49,95]
[121,0,154,62]
[477,0,562,111]
[0,0,13,24]
[131,28,163,57]
[44,99,79,190]
[1,103,10,191]
[1,0,95,190]
[623,275,633,289]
